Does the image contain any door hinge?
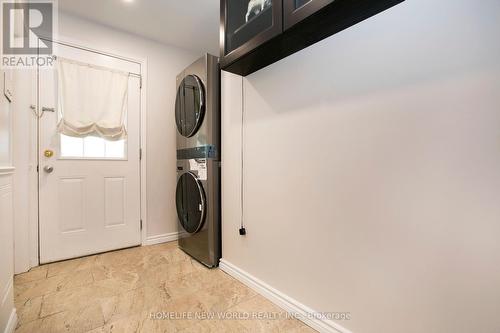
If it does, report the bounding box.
[139,148,142,160]
[36,165,39,173]
[140,219,143,230]
[140,76,142,89]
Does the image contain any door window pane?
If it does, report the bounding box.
[60,135,83,158]
[83,136,105,158]
[60,134,126,159]
[104,140,126,158]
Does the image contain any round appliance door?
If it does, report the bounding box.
[175,75,205,137]
[176,172,206,234]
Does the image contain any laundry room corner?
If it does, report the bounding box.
[4,1,500,333]
[11,11,202,272]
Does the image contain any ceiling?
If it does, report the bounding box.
[59,0,220,54]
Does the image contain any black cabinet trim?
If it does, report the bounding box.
[284,0,335,30]
[221,0,405,76]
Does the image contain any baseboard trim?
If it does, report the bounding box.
[0,278,13,308]
[142,231,180,246]
[219,259,353,333]
[3,309,17,333]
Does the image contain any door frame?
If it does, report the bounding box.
[29,37,149,266]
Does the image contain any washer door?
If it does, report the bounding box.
[175,75,205,138]
[176,172,206,234]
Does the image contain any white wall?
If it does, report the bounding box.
[222,1,500,333]
[13,12,201,269]
[0,69,17,332]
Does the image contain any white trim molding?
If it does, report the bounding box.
[139,57,148,248]
[1,279,16,333]
[0,279,13,310]
[219,259,353,333]
[143,231,180,246]
[3,309,17,333]
[0,167,15,176]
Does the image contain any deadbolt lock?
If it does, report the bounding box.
[44,150,54,158]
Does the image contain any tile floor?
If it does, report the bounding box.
[14,242,316,332]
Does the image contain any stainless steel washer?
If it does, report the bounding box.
[176,156,220,267]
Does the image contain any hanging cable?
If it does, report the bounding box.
[239,76,246,236]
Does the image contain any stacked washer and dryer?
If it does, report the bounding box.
[175,54,221,268]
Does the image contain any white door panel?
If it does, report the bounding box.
[39,42,141,263]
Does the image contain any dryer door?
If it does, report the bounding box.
[176,172,206,234]
[175,75,205,138]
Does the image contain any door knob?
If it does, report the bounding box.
[44,165,54,173]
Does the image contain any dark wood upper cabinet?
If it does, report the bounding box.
[220,0,282,69]
[283,0,335,30]
[220,0,405,76]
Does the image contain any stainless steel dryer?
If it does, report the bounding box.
[175,54,220,157]
[176,154,220,267]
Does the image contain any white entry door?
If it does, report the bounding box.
[39,42,142,264]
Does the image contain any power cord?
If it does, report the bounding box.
[239,76,246,236]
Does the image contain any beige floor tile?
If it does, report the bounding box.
[15,296,43,327]
[150,290,206,314]
[143,290,220,331]
[145,241,178,254]
[15,269,94,305]
[98,285,172,325]
[86,314,143,333]
[16,304,104,333]
[229,294,306,333]
[158,267,235,300]
[99,287,148,324]
[159,247,193,264]
[94,280,140,300]
[58,269,95,291]
[141,253,171,270]
[141,314,196,333]
[15,274,68,303]
[180,319,251,333]
[47,255,98,277]
[138,258,205,288]
[14,242,318,333]
[289,324,320,333]
[95,247,145,270]
[14,265,48,285]
[93,267,142,291]
[87,312,194,333]
[197,279,257,313]
[91,260,143,283]
[242,319,305,333]
[40,281,122,317]
[90,264,113,282]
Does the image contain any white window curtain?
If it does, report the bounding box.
[57,57,129,141]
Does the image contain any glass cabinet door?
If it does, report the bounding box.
[284,0,335,30]
[221,0,282,65]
